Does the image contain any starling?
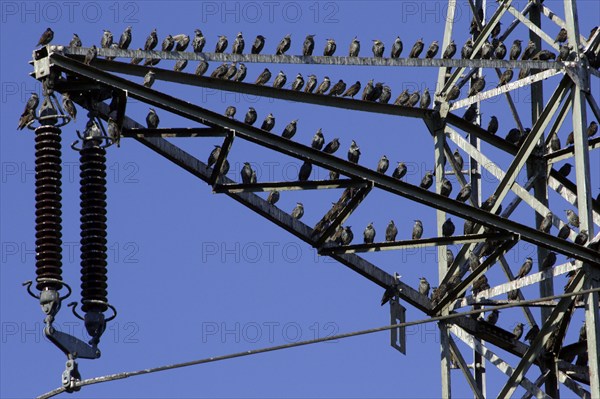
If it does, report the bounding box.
[445,85,460,102]
[420,171,434,189]
[498,69,513,86]
[446,249,455,267]
[225,105,236,119]
[566,131,574,146]
[215,35,228,53]
[461,39,474,59]
[146,108,159,129]
[442,218,455,237]
[539,212,553,233]
[298,161,312,181]
[363,222,376,244]
[557,163,572,177]
[291,202,304,219]
[409,38,424,58]
[144,29,158,51]
[17,109,35,130]
[480,194,497,212]
[60,93,76,122]
[245,107,257,125]
[532,50,556,60]
[282,119,298,139]
[566,209,580,227]
[232,32,244,54]
[494,42,507,59]
[192,29,206,52]
[505,128,522,145]
[509,40,522,60]
[101,30,113,48]
[513,323,524,340]
[407,91,420,107]
[431,283,447,305]
[37,27,54,46]
[392,162,407,179]
[328,80,347,96]
[468,252,480,272]
[241,162,254,184]
[19,93,39,125]
[558,224,571,239]
[372,39,385,57]
[291,73,304,91]
[251,35,265,54]
[347,140,361,163]
[323,38,337,56]
[349,37,361,57]
[70,33,82,47]
[440,178,453,197]
[554,28,568,43]
[379,86,392,104]
[370,83,384,102]
[315,77,331,95]
[255,68,272,85]
[232,63,247,81]
[464,219,475,235]
[548,132,561,152]
[329,170,340,180]
[267,190,280,205]
[412,220,424,239]
[312,129,325,150]
[468,76,486,96]
[541,252,557,269]
[377,155,389,174]
[418,277,430,297]
[210,63,228,79]
[174,59,188,72]
[453,149,464,171]
[557,44,571,61]
[588,121,598,137]
[521,40,537,60]
[251,170,258,184]
[276,34,291,55]
[194,60,209,76]
[385,220,398,242]
[390,36,403,58]
[519,67,530,79]
[118,26,132,49]
[174,34,190,51]
[491,21,502,38]
[302,34,315,56]
[455,183,471,203]
[481,41,494,59]
[443,40,456,59]
[420,88,431,109]
[394,89,410,106]
[524,325,540,344]
[260,113,275,131]
[463,104,478,123]
[341,226,354,245]
[323,138,340,154]
[305,74,318,93]
[486,310,499,325]
[273,71,287,88]
[488,116,499,134]
[84,45,98,65]
[361,79,374,101]
[472,275,489,295]
[162,34,175,51]
[516,257,533,279]
[207,145,221,168]
[508,289,520,301]
[574,230,588,245]
[104,43,119,61]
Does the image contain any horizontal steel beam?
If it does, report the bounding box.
[57,45,563,69]
[122,127,226,138]
[321,233,516,255]
[544,136,600,164]
[213,179,360,193]
[48,52,600,266]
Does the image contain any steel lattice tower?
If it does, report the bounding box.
[25,0,600,397]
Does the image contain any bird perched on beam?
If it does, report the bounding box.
[349,37,360,57]
[303,34,315,56]
[347,140,361,163]
[232,32,244,54]
[385,220,398,242]
[215,35,228,53]
[298,161,312,181]
[281,120,298,139]
[377,155,389,174]
[381,273,400,306]
[118,26,132,49]
[291,73,304,91]
[291,202,304,219]
[251,35,265,54]
[315,77,331,95]
[409,38,424,58]
[566,209,580,228]
[267,190,280,205]
[372,39,385,57]
[276,34,291,55]
[260,113,275,132]
[363,222,376,244]
[443,40,456,59]
[84,45,98,65]
[343,81,361,98]
[539,212,553,233]
[442,218,455,237]
[392,162,407,180]
[146,108,159,128]
[420,171,434,189]
[323,138,340,154]
[412,220,423,239]
[390,37,403,58]
[312,129,325,150]
[244,107,257,125]
[513,323,524,340]
[18,93,39,130]
[37,28,54,46]
[323,38,337,56]
[241,162,254,184]
[328,79,346,96]
[418,277,430,297]
[515,257,533,279]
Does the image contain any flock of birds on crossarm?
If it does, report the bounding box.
[23,20,599,355]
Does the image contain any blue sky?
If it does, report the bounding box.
[1,1,599,398]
